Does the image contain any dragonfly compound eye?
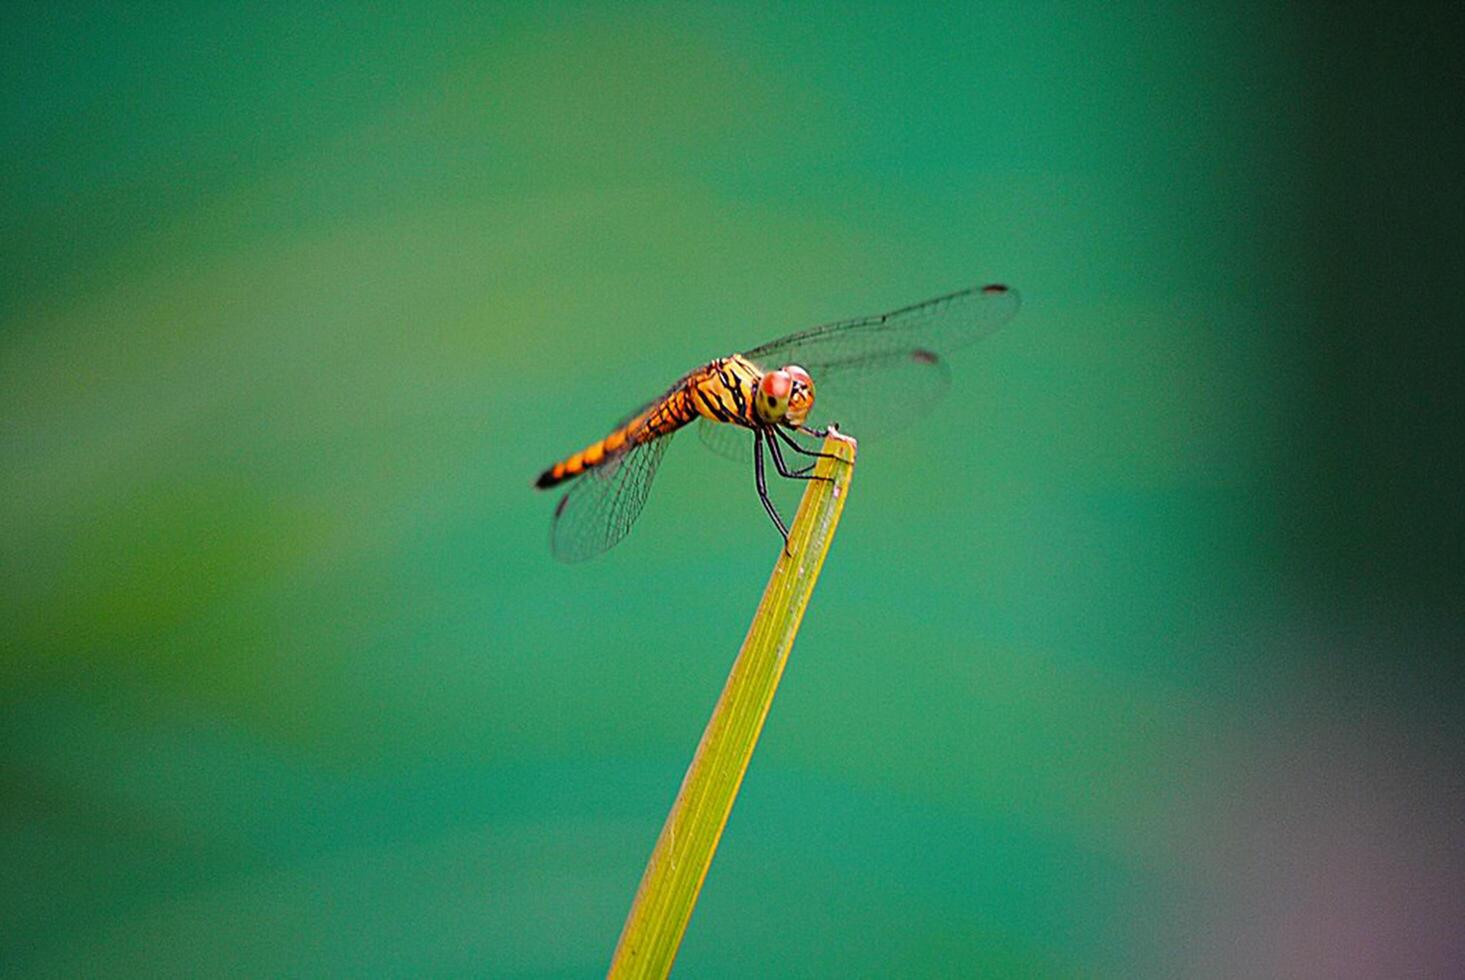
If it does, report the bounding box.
[782,365,815,426]
[757,370,793,423]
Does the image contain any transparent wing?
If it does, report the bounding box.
[696,417,753,463]
[741,283,1018,437]
[745,283,1019,369]
[697,416,831,464]
[548,432,673,562]
[810,347,953,440]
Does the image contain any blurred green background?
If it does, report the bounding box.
[4,3,1461,977]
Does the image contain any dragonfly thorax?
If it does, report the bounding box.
[755,364,814,426]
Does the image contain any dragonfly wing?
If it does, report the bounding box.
[748,282,1012,369]
[548,432,672,562]
[740,284,1014,441]
[810,347,953,439]
[744,283,1018,369]
[696,417,754,463]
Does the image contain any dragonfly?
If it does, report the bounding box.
[534,282,1020,562]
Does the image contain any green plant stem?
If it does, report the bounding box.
[607,430,857,979]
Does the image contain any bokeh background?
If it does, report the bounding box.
[4,3,1461,976]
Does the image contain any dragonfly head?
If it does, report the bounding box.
[756,364,815,427]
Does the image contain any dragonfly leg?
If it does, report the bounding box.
[773,425,840,469]
[767,428,832,483]
[754,430,792,555]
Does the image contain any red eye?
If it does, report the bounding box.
[760,371,792,399]
[785,365,812,389]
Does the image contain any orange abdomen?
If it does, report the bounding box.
[534,388,697,489]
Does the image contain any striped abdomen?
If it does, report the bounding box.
[533,357,762,489]
[535,387,698,489]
